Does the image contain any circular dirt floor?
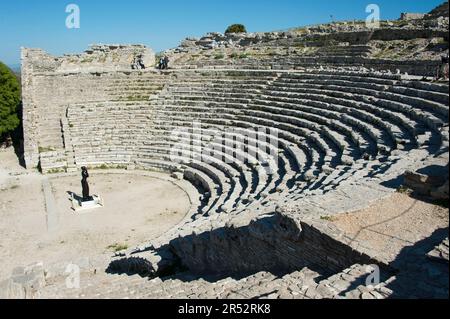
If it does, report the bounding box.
[0,149,191,279]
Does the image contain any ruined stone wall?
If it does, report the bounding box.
[175,28,448,53]
[111,212,381,278]
[305,29,449,44]
[400,13,427,21]
[167,217,344,275]
[168,214,378,276]
[170,26,448,76]
[21,45,156,169]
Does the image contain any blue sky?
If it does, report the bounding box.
[0,0,444,66]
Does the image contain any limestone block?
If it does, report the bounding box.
[403,170,447,196]
[171,172,184,180]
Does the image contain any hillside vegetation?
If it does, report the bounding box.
[0,62,21,141]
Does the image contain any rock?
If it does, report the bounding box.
[361,292,376,299]
[304,171,317,181]
[427,238,449,263]
[403,170,448,197]
[266,293,279,299]
[171,172,184,180]
[341,156,354,166]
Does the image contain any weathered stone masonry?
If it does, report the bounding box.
[21,45,155,169]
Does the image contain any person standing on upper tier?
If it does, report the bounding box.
[163,56,170,70]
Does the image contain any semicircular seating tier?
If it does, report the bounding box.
[51,69,449,223]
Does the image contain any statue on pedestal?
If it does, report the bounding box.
[81,166,90,201]
[70,167,103,212]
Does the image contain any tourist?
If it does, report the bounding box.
[137,55,145,69]
[158,57,164,70]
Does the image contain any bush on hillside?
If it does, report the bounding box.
[225,24,247,34]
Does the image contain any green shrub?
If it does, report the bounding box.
[49,168,66,174]
[107,243,129,252]
[225,24,247,34]
[0,62,21,140]
[214,53,225,60]
[397,185,411,194]
[38,146,56,153]
[320,215,334,221]
[230,52,250,59]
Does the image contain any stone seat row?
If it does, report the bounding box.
[69,111,358,215]
[147,117,323,184]
[163,70,448,137]
[285,72,449,104]
[140,126,285,192]
[67,99,398,198]
[69,117,284,215]
[163,94,392,160]
[70,75,446,162]
[275,77,449,119]
[145,114,381,200]
[263,85,444,149]
[38,262,400,299]
[150,109,336,169]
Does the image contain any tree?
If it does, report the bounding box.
[225,24,247,34]
[0,62,20,141]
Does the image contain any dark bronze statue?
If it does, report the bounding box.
[81,166,90,201]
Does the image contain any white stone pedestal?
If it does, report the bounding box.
[71,194,104,212]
